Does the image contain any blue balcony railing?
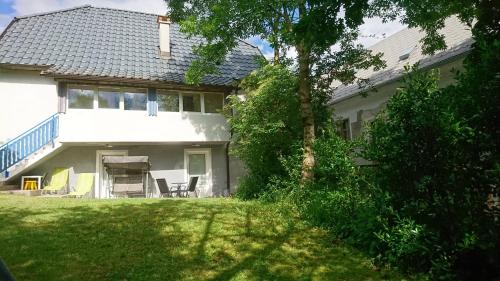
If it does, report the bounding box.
[0,113,59,176]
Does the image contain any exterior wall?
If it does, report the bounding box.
[0,69,230,145]
[0,68,58,144]
[24,144,228,197]
[59,110,230,143]
[332,59,464,138]
[229,155,246,194]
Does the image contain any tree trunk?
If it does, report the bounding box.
[272,16,280,64]
[296,42,315,184]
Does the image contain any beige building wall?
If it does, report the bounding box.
[332,59,464,138]
[0,68,58,144]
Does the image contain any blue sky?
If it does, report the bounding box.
[0,0,405,58]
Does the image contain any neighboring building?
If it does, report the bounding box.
[0,5,261,197]
[330,16,473,140]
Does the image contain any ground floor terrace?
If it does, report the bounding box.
[7,143,245,198]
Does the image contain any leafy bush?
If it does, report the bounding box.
[364,63,500,279]
[227,64,302,199]
[229,64,331,199]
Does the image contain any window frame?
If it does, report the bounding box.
[336,118,351,140]
[203,92,225,114]
[123,88,148,111]
[97,87,122,110]
[67,85,97,110]
[66,85,225,115]
[156,89,181,113]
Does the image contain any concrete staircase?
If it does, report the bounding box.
[0,141,64,183]
[1,113,61,186]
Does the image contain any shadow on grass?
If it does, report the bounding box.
[0,196,398,281]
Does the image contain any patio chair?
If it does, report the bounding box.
[42,168,69,194]
[156,178,175,198]
[63,173,94,198]
[180,176,199,198]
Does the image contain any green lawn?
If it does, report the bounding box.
[0,195,404,281]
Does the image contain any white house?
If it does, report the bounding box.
[0,5,261,197]
[330,16,473,140]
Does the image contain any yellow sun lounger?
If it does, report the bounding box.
[63,173,94,198]
[42,168,69,194]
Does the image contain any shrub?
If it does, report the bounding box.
[364,64,500,279]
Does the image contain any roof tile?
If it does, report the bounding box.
[0,5,261,86]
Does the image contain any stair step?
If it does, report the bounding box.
[0,184,19,191]
[0,190,41,196]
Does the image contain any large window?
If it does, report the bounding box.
[204,93,224,113]
[124,89,147,111]
[157,90,179,112]
[182,93,201,112]
[68,87,95,109]
[98,88,120,109]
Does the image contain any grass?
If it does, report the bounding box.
[0,195,405,281]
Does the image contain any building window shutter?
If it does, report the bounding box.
[147,88,158,116]
[57,82,67,113]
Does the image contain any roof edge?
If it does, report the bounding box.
[0,17,17,41]
[238,39,265,59]
[15,5,164,20]
[329,40,473,105]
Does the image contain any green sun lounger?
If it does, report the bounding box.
[63,173,94,198]
[42,168,69,194]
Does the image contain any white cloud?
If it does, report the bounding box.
[0,13,14,32]
[357,17,406,47]
[0,0,167,32]
[11,0,167,16]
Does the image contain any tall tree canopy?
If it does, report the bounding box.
[166,0,383,183]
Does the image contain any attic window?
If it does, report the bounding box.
[399,46,415,61]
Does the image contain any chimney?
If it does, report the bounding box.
[158,15,171,58]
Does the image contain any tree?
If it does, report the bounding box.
[372,0,498,54]
[166,0,384,183]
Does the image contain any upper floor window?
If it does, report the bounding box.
[124,88,147,111]
[68,87,94,109]
[204,93,224,113]
[98,88,120,109]
[157,90,179,112]
[336,119,351,140]
[182,93,201,112]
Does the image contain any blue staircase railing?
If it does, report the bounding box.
[1,113,59,176]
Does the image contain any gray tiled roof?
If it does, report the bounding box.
[330,16,473,104]
[0,5,262,86]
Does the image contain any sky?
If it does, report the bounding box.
[0,0,406,58]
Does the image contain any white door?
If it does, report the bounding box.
[95,150,127,199]
[184,149,211,196]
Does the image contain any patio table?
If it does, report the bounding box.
[172,182,187,197]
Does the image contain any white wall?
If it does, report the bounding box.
[0,69,231,144]
[59,110,230,143]
[332,60,464,133]
[0,69,58,144]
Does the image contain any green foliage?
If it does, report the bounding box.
[375,216,437,273]
[363,61,500,279]
[167,0,383,84]
[228,64,302,199]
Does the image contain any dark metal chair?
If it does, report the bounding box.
[180,176,199,198]
[156,178,174,198]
